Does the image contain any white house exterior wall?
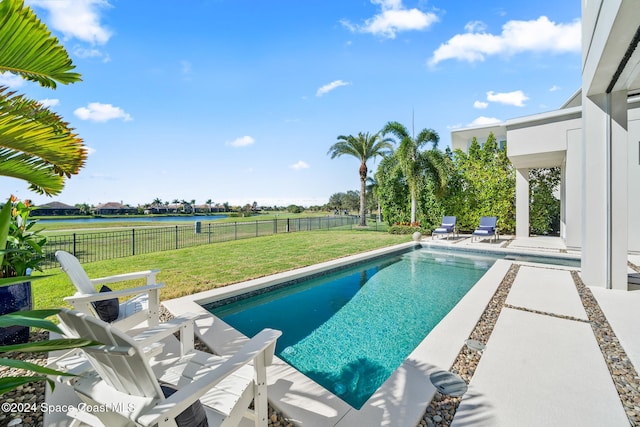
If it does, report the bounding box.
[628,106,640,253]
[564,128,583,250]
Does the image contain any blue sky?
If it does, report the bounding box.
[1,0,581,208]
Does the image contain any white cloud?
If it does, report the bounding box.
[72,46,110,62]
[470,116,502,126]
[429,16,580,66]
[226,136,255,148]
[0,73,24,88]
[341,0,438,39]
[85,146,96,156]
[473,100,488,109]
[290,160,310,170]
[27,0,112,45]
[464,21,486,33]
[74,102,132,122]
[486,90,529,107]
[549,85,561,92]
[38,98,60,108]
[316,80,350,97]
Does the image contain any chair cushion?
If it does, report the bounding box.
[434,227,453,233]
[91,286,119,323]
[161,384,209,427]
[473,229,493,235]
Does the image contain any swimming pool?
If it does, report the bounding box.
[207,247,503,408]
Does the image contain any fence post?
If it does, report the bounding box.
[286,218,290,232]
[132,228,135,256]
[256,220,258,237]
[175,226,179,250]
[208,223,211,244]
[72,233,77,256]
[234,222,237,240]
[273,219,277,234]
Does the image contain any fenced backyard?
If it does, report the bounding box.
[43,215,387,268]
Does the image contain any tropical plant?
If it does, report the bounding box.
[447,134,515,232]
[366,176,381,222]
[327,132,393,226]
[374,153,411,226]
[0,0,92,395]
[0,309,99,395]
[530,167,561,235]
[381,121,446,223]
[1,197,46,278]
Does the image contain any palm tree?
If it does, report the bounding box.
[0,0,86,196]
[381,121,445,224]
[327,132,393,226]
[205,198,212,213]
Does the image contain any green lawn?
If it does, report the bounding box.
[34,230,408,309]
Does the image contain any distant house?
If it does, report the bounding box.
[145,204,170,214]
[31,201,81,216]
[94,202,137,215]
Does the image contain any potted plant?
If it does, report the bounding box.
[0,197,47,345]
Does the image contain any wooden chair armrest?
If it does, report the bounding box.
[64,283,164,304]
[91,269,160,286]
[133,313,201,354]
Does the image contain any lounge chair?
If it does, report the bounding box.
[472,216,499,242]
[432,216,457,240]
[51,308,281,427]
[56,250,164,330]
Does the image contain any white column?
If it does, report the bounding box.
[515,168,530,238]
[581,91,628,290]
[560,164,566,240]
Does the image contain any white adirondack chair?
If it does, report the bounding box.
[52,309,282,427]
[56,250,164,330]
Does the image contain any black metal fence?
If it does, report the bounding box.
[43,216,364,268]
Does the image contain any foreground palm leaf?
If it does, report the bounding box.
[0,375,51,395]
[0,310,102,395]
[0,309,63,332]
[0,0,81,88]
[0,338,100,354]
[0,89,86,195]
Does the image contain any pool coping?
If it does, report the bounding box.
[161,240,578,427]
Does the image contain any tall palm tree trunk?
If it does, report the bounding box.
[410,193,417,224]
[359,162,367,226]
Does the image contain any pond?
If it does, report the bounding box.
[38,215,229,224]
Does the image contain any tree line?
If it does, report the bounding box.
[329,123,560,235]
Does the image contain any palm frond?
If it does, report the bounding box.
[381,121,409,141]
[0,0,81,88]
[0,89,86,195]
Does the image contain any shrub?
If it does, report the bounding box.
[388,223,425,235]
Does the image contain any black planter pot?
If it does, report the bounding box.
[0,281,32,345]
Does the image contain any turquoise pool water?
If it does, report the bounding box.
[208,247,504,409]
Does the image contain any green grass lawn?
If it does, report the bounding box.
[34,230,408,309]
